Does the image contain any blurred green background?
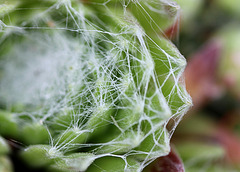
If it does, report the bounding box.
[169,0,240,171]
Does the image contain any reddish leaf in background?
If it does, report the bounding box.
[184,40,223,108]
[147,147,184,172]
[215,125,240,165]
[219,110,240,133]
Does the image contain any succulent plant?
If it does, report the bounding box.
[0,0,191,171]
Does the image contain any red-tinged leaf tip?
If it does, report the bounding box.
[185,40,223,108]
[164,19,180,40]
[148,147,184,172]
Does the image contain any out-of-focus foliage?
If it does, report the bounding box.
[169,0,240,171]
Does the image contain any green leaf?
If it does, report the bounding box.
[21,145,62,168]
[0,156,13,172]
[0,110,18,138]
[49,153,96,172]
[20,122,49,145]
[0,136,10,155]
[86,156,140,172]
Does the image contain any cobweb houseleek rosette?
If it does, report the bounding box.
[0,0,191,171]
